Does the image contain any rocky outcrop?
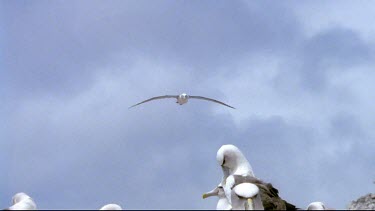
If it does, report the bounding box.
[348,193,375,210]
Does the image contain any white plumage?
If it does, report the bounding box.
[233,183,259,199]
[5,193,36,210]
[216,144,255,206]
[99,203,123,210]
[209,144,297,210]
[216,145,254,177]
[232,183,263,210]
[307,202,326,210]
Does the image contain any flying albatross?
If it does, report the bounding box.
[129,93,235,109]
[4,192,37,210]
[210,144,297,210]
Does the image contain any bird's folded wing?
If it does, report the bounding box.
[129,95,178,108]
[189,96,235,109]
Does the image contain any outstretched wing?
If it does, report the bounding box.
[189,96,235,109]
[129,95,178,109]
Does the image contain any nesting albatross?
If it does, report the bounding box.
[306,202,327,210]
[209,144,297,210]
[4,192,36,210]
[100,204,122,210]
[129,93,235,109]
[225,174,296,210]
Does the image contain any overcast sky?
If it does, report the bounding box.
[1,0,375,209]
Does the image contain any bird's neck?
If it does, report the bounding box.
[232,160,255,177]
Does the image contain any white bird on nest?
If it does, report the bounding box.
[216,145,264,210]
[100,203,122,210]
[4,192,37,210]
[213,144,297,210]
[306,202,327,210]
[129,93,235,109]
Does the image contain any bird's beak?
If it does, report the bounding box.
[247,198,254,210]
[202,187,219,199]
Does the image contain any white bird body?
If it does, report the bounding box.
[307,202,326,210]
[176,93,189,105]
[217,197,232,210]
[216,145,255,205]
[100,203,122,210]
[6,193,36,210]
[231,183,264,210]
[211,145,297,210]
[129,93,235,109]
[223,175,264,210]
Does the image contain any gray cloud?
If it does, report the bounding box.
[0,84,235,209]
[299,28,373,91]
[274,27,375,93]
[2,1,375,210]
[2,0,301,98]
[3,79,373,209]
[329,112,365,139]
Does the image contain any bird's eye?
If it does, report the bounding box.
[222,158,226,165]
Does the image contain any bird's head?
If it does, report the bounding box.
[12,193,30,204]
[217,144,241,169]
[216,144,253,176]
[100,204,122,210]
[202,185,225,199]
[179,93,189,99]
[307,202,326,210]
